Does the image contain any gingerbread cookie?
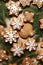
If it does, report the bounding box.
[33,0,43,8]
[6,0,22,16]
[10,17,23,30]
[37,42,43,62]
[3,28,19,44]
[24,11,34,23]
[19,0,32,7]
[10,40,25,57]
[0,50,8,61]
[25,38,37,51]
[22,57,37,65]
[19,23,34,38]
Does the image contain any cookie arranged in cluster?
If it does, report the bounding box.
[3,28,19,44]
[25,38,37,51]
[6,0,22,16]
[19,23,34,38]
[10,40,25,57]
[0,0,43,64]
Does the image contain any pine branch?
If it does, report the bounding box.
[0,1,8,27]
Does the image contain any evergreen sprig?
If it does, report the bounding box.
[0,1,8,27]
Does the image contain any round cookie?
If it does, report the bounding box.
[19,23,34,38]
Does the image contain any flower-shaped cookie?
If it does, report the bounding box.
[33,0,43,8]
[10,17,23,30]
[0,25,5,37]
[39,18,43,29]
[11,41,25,57]
[19,0,32,7]
[24,11,34,23]
[7,0,22,16]
[22,57,37,65]
[3,28,19,44]
[19,23,34,38]
[0,50,8,61]
[37,42,43,62]
[25,38,37,51]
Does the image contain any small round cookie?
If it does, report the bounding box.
[19,23,34,39]
[22,57,36,65]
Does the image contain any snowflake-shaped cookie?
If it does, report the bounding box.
[19,0,32,7]
[11,41,24,57]
[25,38,37,51]
[10,17,23,30]
[24,11,34,23]
[39,18,43,29]
[6,0,22,16]
[0,50,8,61]
[3,28,19,44]
[33,0,43,8]
[37,42,43,62]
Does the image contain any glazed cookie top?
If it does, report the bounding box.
[6,0,22,16]
[19,23,34,38]
[19,0,32,7]
[33,0,43,8]
[22,57,37,65]
[10,40,25,57]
